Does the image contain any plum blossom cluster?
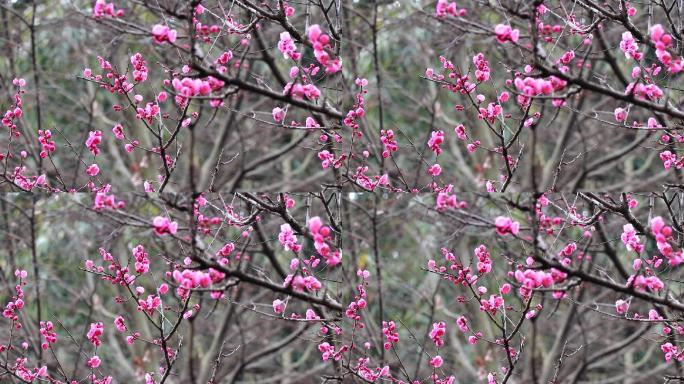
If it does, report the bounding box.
[435,0,467,18]
[279,224,301,252]
[317,150,346,169]
[85,247,135,287]
[650,217,684,265]
[352,358,391,382]
[3,270,27,324]
[85,130,102,156]
[133,244,150,274]
[625,82,664,101]
[342,78,368,130]
[130,53,149,83]
[473,53,490,82]
[171,267,226,298]
[423,55,501,163]
[92,0,123,18]
[513,268,568,297]
[151,24,177,44]
[430,322,447,347]
[351,166,390,192]
[277,32,300,60]
[621,224,643,253]
[661,343,684,363]
[650,24,684,74]
[513,75,567,103]
[494,24,519,44]
[309,216,342,266]
[619,32,641,60]
[494,216,520,236]
[627,274,665,292]
[435,185,467,211]
[425,56,476,94]
[344,271,369,322]
[214,50,234,72]
[2,80,51,190]
[86,164,100,177]
[137,294,162,316]
[152,216,178,236]
[87,322,104,347]
[283,273,322,292]
[479,294,505,315]
[380,129,398,158]
[427,247,478,288]
[39,320,57,351]
[12,360,49,383]
[1,78,25,134]
[474,244,492,274]
[428,130,445,155]
[37,130,55,158]
[660,150,684,171]
[307,25,342,74]
[10,167,48,191]
[382,320,400,350]
[318,342,347,362]
[93,184,126,210]
[171,76,225,107]
[114,316,126,333]
[282,82,322,101]
[84,56,135,95]
[215,242,236,262]
[615,299,630,315]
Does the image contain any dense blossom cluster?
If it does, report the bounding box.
[92,0,123,18]
[151,24,177,44]
[277,32,300,60]
[307,25,342,74]
[152,216,178,236]
[172,268,226,298]
[650,24,684,73]
[278,223,301,252]
[309,216,341,266]
[621,224,643,253]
